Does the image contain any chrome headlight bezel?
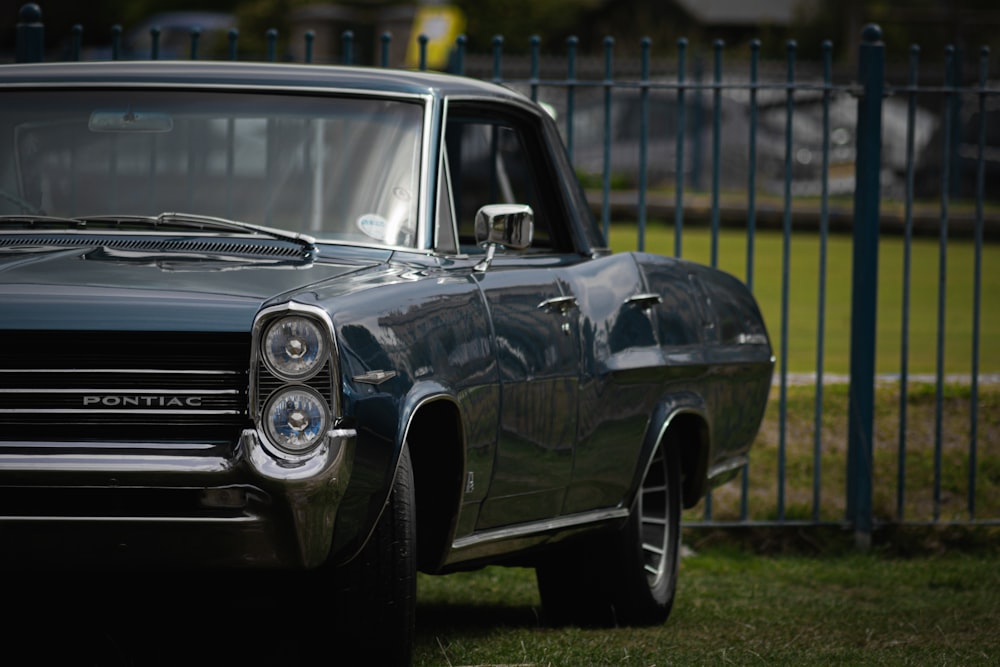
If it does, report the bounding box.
[250,302,340,462]
[262,385,331,455]
[261,315,328,381]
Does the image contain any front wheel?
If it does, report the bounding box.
[334,444,416,665]
[536,442,681,627]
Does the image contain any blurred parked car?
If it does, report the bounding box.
[562,85,936,199]
[0,60,773,664]
[914,93,1000,201]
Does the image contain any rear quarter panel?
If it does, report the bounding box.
[634,253,773,489]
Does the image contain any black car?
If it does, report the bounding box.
[0,60,773,664]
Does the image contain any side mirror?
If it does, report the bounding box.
[475,204,533,250]
[473,204,533,271]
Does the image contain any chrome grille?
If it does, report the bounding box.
[0,331,250,443]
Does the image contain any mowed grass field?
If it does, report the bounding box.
[414,540,1000,666]
[608,222,1000,376]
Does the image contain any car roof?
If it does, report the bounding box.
[0,60,532,103]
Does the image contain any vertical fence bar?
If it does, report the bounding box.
[701,42,720,521]
[847,25,884,548]
[740,38,760,522]
[529,36,540,103]
[304,30,314,64]
[266,29,278,62]
[226,114,235,218]
[151,27,161,60]
[637,37,650,253]
[710,40,723,268]
[745,40,760,286]
[146,129,157,214]
[565,37,578,162]
[110,133,119,211]
[898,44,920,521]
[776,40,796,523]
[70,24,82,61]
[933,46,955,523]
[111,25,121,60]
[969,45,989,519]
[674,38,687,258]
[342,30,354,65]
[419,34,428,71]
[813,40,832,522]
[69,138,78,214]
[16,3,44,63]
[190,27,201,60]
[381,32,392,68]
[227,29,238,61]
[600,37,614,243]
[692,57,704,190]
[492,35,503,83]
[454,35,466,76]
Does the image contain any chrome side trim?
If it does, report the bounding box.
[0,369,240,375]
[0,409,240,415]
[0,453,233,473]
[0,389,239,394]
[0,516,260,524]
[451,507,629,551]
[707,455,749,481]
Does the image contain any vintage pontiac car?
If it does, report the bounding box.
[0,61,772,663]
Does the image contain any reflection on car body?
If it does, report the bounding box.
[0,60,773,665]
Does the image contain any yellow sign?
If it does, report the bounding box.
[405,5,466,70]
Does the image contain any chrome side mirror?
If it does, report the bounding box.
[473,204,534,272]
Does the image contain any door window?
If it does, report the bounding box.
[442,111,570,254]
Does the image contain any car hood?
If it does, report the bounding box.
[0,245,380,331]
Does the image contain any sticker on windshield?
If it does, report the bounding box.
[357,214,388,241]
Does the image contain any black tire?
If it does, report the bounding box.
[536,442,681,627]
[334,444,417,666]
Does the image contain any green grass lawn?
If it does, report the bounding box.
[608,223,1000,376]
[414,542,1000,666]
[695,383,1000,525]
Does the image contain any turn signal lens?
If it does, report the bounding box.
[263,316,327,380]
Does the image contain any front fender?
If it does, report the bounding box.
[329,381,466,565]
[328,388,401,564]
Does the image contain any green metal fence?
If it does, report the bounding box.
[9,2,999,543]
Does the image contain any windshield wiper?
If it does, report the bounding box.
[0,214,89,228]
[0,212,319,259]
[104,213,317,251]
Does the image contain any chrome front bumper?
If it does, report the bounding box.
[0,427,356,569]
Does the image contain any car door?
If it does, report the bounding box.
[558,251,664,514]
[443,108,580,530]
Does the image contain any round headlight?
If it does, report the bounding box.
[263,316,327,380]
[263,386,330,454]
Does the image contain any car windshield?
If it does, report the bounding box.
[0,89,424,248]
